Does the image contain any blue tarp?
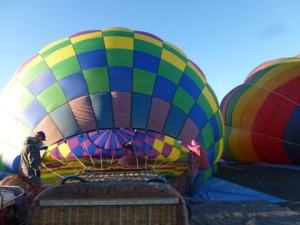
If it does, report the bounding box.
[0,171,11,180]
[191,177,286,203]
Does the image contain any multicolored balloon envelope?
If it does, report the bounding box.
[132,130,189,162]
[43,129,189,164]
[45,129,135,160]
[0,27,224,182]
[221,56,300,165]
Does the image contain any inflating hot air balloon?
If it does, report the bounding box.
[221,56,300,165]
[0,27,224,184]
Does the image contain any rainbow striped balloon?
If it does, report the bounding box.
[0,27,224,174]
[221,56,300,165]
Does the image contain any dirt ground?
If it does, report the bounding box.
[187,163,300,224]
[187,200,300,225]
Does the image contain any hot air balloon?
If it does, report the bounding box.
[0,27,224,184]
[221,56,300,165]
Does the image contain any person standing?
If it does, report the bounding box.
[20,131,47,187]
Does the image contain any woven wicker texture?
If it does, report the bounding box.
[27,182,188,225]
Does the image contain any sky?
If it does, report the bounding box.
[1,1,300,101]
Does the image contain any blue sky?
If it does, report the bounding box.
[1,1,300,101]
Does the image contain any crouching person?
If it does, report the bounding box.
[172,140,210,197]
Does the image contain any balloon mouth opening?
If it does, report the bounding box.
[44,128,195,164]
[41,128,192,184]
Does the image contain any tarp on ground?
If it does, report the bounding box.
[190,177,286,203]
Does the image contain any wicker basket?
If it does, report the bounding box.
[27,182,188,225]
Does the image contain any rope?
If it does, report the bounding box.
[71,152,87,168]
[144,133,149,169]
[44,165,65,178]
[132,140,139,169]
[153,152,188,171]
[82,140,95,169]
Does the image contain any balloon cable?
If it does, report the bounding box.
[152,158,168,170]
[71,152,87,168]
[247,83,300,107]
[131,139,139,169]
[42,149,65,165]
[230,127,300,148]
[108,153,115,170]
[44,165,65,179]
[151,159,158,170]
[144,133,149,169]
[154,152,187,171]
[100,150,103,169]
[82,140,95,169]
[86,134,105,169]
[50,154,66,164]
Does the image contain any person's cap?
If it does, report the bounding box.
[37,131,46,141]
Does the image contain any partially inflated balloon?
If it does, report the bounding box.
[43,129,189,162]
[221,56,300,164]
[0,28,224,176]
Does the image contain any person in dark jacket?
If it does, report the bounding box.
[20,131,47,187]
